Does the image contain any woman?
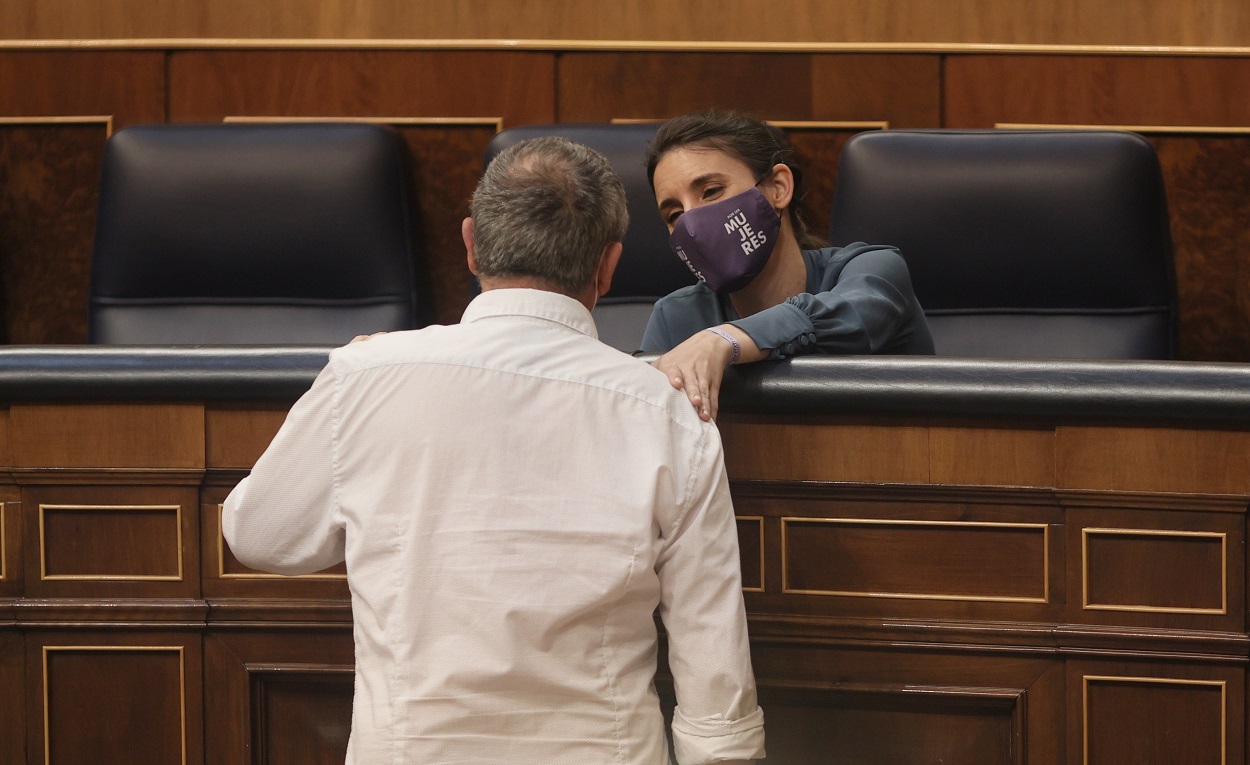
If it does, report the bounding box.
[642,109,934,420]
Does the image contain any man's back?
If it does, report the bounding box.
[224,288,760,764]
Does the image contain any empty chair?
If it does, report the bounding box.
[828,129,1177,359]
[483,123,695,352]
[90,122,424,344]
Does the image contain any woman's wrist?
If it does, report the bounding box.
[702,326,741,365]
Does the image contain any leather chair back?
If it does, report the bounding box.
[482,123,695,352]
[90,123,423,344]
[828,129,1177,359]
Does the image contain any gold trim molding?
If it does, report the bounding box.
[737,515,765,593]
[998,122,1250,134]
[0,115,114,136]
[1082,674,1226,765]
[216,503,346,580]
[781,517,1050,603]
[42,645,188,765]
[1082,527,1228,615]
[223,115,504,132]
[39,504,184,581]
[4,39,1250,57]
[0,501,7,581]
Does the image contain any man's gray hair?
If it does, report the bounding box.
[471,136,629,294]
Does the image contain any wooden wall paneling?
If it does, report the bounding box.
[28,631,203,765]
[718,415,930,483]
[4,0,1250,47]
[1056,426,1250,494]
[735,487,1066,624]
[169,50,555,325]
[22,484,200,600]
[9,403,204,470]
[0,52,165,345]
[1064,505,1245,633]
[929,423,1057,487]
[0,629,22,765]
[1067,659,1243,765]
[0,120,108,344]
[200,481,348,601]
[751,643,1061,764]
[204,630,353,765]
[205,405,290,470]
[0,496,19,599]
[1150,133,1250,361]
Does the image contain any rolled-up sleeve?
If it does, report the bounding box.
[657,424,765,764]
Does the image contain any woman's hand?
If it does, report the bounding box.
[653,325,759,422]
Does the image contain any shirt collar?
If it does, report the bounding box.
[461,288,599,340]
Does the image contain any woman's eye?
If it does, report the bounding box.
[665,211,683,226]
[702,186,723,200]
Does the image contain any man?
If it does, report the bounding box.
[223,136,765,764]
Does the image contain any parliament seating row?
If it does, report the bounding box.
[85,121,1178,358]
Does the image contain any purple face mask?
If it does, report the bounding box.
[669,186,781,294]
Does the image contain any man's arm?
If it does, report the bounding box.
[657,424,765,765]
[222,364,345,575]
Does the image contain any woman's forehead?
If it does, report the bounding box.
[654,146,754,189]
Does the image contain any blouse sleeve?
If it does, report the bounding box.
[728,244,918,359]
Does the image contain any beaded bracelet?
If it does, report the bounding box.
[703,326,741,366]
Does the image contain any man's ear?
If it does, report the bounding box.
[462,217,478,275]
[764,163,795,211]
[596,241,624,297]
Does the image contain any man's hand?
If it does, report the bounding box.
[652,325,759,422]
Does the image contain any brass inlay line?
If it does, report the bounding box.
[1082,527,1228,614]
[223,115,504,132]
[997,123,1250,134]
[39,504,183,581]
[611,118,889,131]
[216,503,346,580]
[736,515,765,593]
[0,115,114,136]
[0,501,7,581]
[1083,674,1226,765]
[781,517,1050,602]
[42,645,188,765]
[5,38,1250,57]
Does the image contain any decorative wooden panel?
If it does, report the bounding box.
[203,631,353,765]
[23,485,199,599]
[10,403,204,471]
[737,515,764,592]
[32,636,204,765]
[930,424,1056,487]
[757,682,1023,765]
[718,416,930,483]
[199,484,349,601]
[252,669,353,765]
[5,0,1250,47]
[40,504,182,580]
[1056,426,1250,494]
[0,630,21,765]
[205,407,290,470]
[0,121,106,344]
[782,517,1049,603]
[1068,661,1243,765]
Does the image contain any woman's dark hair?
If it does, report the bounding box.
[645,109,826,250]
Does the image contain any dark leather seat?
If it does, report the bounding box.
[483,123,695,352]
[89,123,424,344]
[828,129,1177,359]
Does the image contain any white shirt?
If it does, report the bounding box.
[223,288,765,765]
